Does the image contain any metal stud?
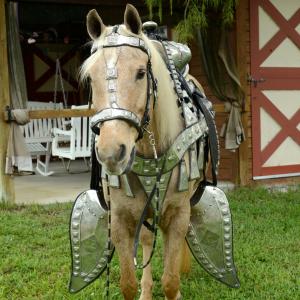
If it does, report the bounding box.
[225,242,231,249]
[80,272,87,277]
[84,277,92,283]
[73,212,81,219]
[145,180,151,186]
[226,256,231,262]
[72,222,79,229]
[224,234,230,241]
[225,250,231,255]
[74,246,79,251]
[100,258,107,264]
[73,239,79,245]
[106,67,117,79]
[74,266,80,271]
[224,227,231,233]
[73,272,79,277]
[226,262,232,268]
[92,269,100,275]
[222,208,228,215]
[224,218,230,225]
[188,230,195,237]
[74,254,80,259]
[76,204,83,210]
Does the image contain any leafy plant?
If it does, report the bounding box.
[145,0,239,42]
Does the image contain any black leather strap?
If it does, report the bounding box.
[133,158,166,259]
[90,136,108,211]
[193,90,219,186]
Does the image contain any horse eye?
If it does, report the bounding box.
[136,69,146,80]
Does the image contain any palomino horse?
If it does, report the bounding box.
[81,5,207,300]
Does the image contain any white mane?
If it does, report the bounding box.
[142,33,183,149]
[80,26,183,150]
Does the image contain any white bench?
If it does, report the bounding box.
[52,104,92,172]
[21,101,68,176]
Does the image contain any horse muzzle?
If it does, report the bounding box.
[95,143,136,176]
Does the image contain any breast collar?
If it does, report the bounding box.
[90,26,158,140]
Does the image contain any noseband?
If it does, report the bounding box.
[90,26,157,140]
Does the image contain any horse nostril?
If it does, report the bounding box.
[118,144,126,161]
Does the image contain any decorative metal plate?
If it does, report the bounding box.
[69,190,114,293]
[186,186,240,288]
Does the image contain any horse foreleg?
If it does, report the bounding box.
[139,225,154,300]
[161,211,190,300]
[112,219,138,300]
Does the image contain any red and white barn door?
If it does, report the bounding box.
[250,0,300,179]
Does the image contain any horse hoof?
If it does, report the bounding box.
[164,292,182,300]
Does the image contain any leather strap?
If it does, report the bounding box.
[90,135,108,211]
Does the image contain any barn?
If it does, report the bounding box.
[1,0,299,202]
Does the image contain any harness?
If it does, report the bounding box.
[89,26,219,271]
[90,25,157,140]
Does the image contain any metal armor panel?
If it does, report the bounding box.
[186,186,240,288]
[69,190,114,293]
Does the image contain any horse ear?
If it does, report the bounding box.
[86,9,105,40]
[124,4,142,35]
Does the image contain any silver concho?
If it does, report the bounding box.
[69,190,114,293]
[186,186,240,288]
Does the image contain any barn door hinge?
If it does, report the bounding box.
[247,74,266,87]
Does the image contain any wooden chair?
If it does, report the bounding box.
[52,105,92,172]
[21,101,68,176]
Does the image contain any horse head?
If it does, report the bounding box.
[82,5,154,175]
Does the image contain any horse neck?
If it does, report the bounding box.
[136,42,183,157]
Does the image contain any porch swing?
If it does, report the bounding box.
[51,58,92,172]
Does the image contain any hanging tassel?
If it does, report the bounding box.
[109,175,120,188]
[189,145,200,180]
[197,139,205,172]
[178,158,189,191]
[121,174,134,197]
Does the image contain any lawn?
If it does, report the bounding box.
[0,187,299,300]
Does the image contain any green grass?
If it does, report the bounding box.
[0,187,299,299]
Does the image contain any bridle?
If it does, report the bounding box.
[90,26,158,140]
